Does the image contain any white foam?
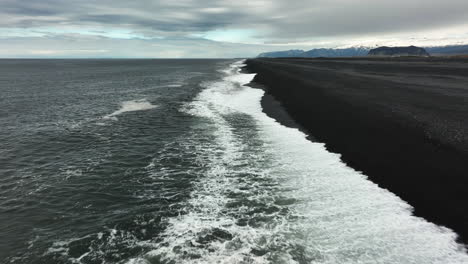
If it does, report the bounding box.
[134,61,293,263]
[62,168,83,179]
[232,86,468,263]
[133,60,468,264]
[104,99,157,120]
[166,84,183,88]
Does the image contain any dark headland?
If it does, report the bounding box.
[244,57,468,245]
[368,46,430,56]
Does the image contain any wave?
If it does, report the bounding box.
[104,99,157,120]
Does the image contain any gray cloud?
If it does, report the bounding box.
[0,0,255,34]
[1,0,468,56]
[2,0,468,36]
[261,0,468,40]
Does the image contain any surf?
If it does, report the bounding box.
[128,60,468,264]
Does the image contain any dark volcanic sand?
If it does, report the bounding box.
[245,57,468,245]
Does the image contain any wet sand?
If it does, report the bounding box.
[245,57,468,245]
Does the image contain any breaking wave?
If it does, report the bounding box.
[104,99,157,120]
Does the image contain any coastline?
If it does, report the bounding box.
[244,57,468,245]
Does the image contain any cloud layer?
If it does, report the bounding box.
[2,0,468,57]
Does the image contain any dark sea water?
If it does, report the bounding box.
[0,59,467,264]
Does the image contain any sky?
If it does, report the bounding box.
[1,0,468,58]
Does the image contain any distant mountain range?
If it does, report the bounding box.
[257,49,306,58]
[257,47,369,58]
[426,45,468,55]
[257,45,468,58]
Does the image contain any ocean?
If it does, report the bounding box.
[0,59,467,264]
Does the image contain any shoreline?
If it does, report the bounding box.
[244,57,468,246]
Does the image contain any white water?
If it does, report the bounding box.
[129,61,468,263]
[104,99,157,120]
[166,84,183,87]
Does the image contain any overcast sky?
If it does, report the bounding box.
[1,0,468,58]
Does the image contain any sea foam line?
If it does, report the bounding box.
[227,61,468,263]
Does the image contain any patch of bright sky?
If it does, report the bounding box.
[194,29,260,44]
[262,23,468,49]
[336,24,468,48]
[0,27,154,39]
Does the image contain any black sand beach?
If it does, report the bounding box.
[245,57,468,245]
